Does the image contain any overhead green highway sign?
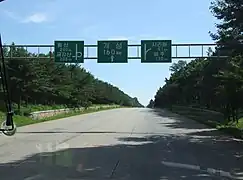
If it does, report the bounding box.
[97,40,128,63]
[141,40,172,63]
[54,41,84,63]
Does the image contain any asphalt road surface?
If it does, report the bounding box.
[0,108,243,180]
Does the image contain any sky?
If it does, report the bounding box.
[0,0,218,106]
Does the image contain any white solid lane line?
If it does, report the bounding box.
[24,174,43,180]
[162,161,200,171]
[161,161,235,179]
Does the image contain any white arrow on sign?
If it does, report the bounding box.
[144,44,151,61]
[111,55,114,62]
[72,44,82,60]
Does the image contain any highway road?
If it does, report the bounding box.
[0,108,243,180]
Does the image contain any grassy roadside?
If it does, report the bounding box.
[216,119,243,138]
[0,105,122,127]
[169,106,243,139]
[0,104,67,116]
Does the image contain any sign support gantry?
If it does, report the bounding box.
[3,40,229,63]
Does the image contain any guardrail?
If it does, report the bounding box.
[29,105,120,120]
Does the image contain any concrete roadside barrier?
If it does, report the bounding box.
[29,105,120,120]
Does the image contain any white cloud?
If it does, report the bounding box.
[22,13,48,23]
[3,10,50,24]
[2,10,20,21]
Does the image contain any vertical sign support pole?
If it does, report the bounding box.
[202,45,204,57]
[0,34,16,136]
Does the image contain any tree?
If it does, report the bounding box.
[147,99,154,108]
[169,60,187,73]
[152,0,243,123]
[209,0,243,56]
[0,43,143,114]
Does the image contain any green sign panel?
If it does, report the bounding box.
[54,41,84,63]
[97,40,128,63]
[141,40,172,63]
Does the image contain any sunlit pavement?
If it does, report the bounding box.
[0,108,243,180]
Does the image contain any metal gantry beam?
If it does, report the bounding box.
[2,43,228,60]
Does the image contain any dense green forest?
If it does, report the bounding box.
[0,45,143,113]
[150,0,243,123]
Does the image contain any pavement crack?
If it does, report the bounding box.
[109,160,120,179]
[59,134,79,144]
[109,125,135,178]
[130,126,135,136]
